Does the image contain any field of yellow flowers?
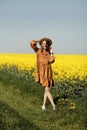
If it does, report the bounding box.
[0,54,87,81]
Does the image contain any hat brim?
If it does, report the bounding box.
[39,38,52,46]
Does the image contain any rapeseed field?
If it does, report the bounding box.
[0,54,87,81]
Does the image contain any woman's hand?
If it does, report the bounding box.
[50,47,53,53]
[50,47,54,56]
[30,40,39,46]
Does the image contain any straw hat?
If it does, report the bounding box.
[39,37,52,46]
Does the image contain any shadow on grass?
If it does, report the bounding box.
[0,100,40,130]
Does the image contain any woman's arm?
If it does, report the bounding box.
[49,47,55,63]
[48,56,55,64]
[30,40,39,52]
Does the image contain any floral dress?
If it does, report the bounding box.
[30,42,55,87]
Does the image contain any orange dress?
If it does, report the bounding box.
[30,41,55,87]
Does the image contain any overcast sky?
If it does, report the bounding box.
[0,0,87,54]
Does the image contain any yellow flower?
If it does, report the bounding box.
[70,102,76,109]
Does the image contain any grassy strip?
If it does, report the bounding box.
[0,70,87,130]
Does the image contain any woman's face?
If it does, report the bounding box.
[41,41,49,51]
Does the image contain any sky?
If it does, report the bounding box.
[0,0,87,54]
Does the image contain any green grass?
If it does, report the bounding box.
[0,70,87,130]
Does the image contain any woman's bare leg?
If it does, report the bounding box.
[43,91,48,106]
[42,87,55,110]
[45,87,55,107]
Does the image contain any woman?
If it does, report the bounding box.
[30,37,56,110]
